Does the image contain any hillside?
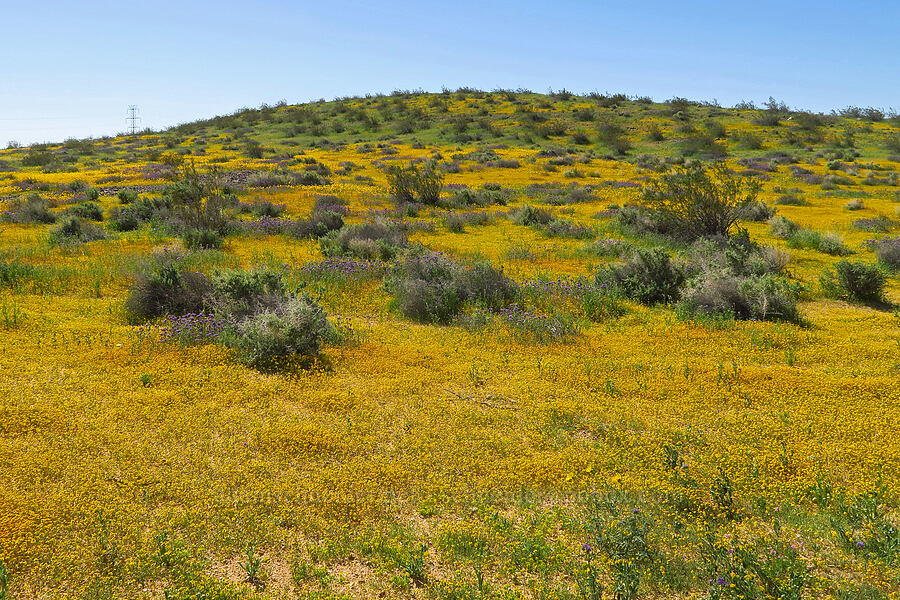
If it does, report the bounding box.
[1,89,899,599]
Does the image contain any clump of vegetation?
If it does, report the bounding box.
[64,201,103,221]
[598,248,685,305]
[769,217,851,256]
[386,250,517,324]
[639,162,761,240]
[1,194,56,224]
[124,251,212,323]
[443,185,510,208]
[870,237,900,270]
[48,216,106,246]
[820,260,886,303]
[320,220,408,260]
[385,161,444,204]
[108,196,172,231]
[224,293,335,370]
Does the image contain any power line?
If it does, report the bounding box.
[127,105,141,134]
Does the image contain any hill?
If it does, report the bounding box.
[1,89,899,599]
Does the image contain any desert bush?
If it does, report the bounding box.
[820,260,886,303]
[677,273,799,322]
[48,216,106,245]
[21,150,55,167]
[786,230,850,256]
[640,162,760,239]
[124,254,212,323]
[597,122,631,154]
[680,133,726,157]
[66,201,103,221]
[845,199,865,211]
[768,215,799,238]
[775,194,807,206]
[689,230,784,278]
[646,125,665,142]
[242,200,286,218]
[737,200,775,222]
[386,251,517,323]
[320,221,408,260]
[853,217,894,233]
[385,161,444,204]
[226,294,334,369]
[539,218,595,239]
[117,189,139,204]
[208,268,286,320]
[871,237,900,270]
[108,196,172,231]
[510,205,553,226]
[445,187,509,208]
[2,194,56,224]
[734,131,763,149]
[598,248,685,305]
[288,210,345,239]
[462,261,519,310]
[385,250,467,324]
[182,228,224,250]
[165,163,230,234]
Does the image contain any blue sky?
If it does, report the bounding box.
[3,0,898,144]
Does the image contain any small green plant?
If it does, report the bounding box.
[239,546,265,589]
[711,468,737,519]
[575,546,604,600]
[225,294,335,370]
[385,543,428,586]
[0,559,8,600]
[1,300,23,328]
[820,260,886,303]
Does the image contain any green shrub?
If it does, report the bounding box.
[871,238,900,270]
[48,216,106,245]
[117,188,139,204]
[124,255,212,323]
[2,194,56,224]
[775,194,807,206]
[385,161,444,204]
[226,294,334,369]
[320,221,408,260]
[598,248,685,305]
[462,262,519,310]
[386,250,467,324]
[677,273,799,322]
[182,228,224,250]
[510,204,553,226]
[737,200,775,222]
[640,163,760,239]
[66,201,103,221]
[165,163,230,234]
[820,260,886,303]
[768,215,799,238]
[786,230,850,256]
[108,196,172,231]
[208,268,285,320]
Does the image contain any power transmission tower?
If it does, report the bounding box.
[127,105,141,135]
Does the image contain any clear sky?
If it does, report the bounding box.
[3,0,898,145]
